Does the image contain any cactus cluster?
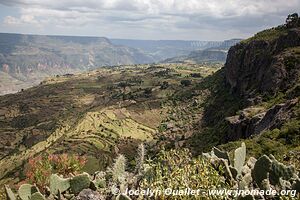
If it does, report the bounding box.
[203,142,247,181]
[203,143,300,199]
[5,173,97,200]
[15,184,45,200]
[4,144,299,200]
[49,174,70,195]
[4,153,135,200]
[252,154,299,191]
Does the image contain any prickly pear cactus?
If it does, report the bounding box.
[93,178,106,189]
[234,142,246,175]
[238,194,255,200]
[269,158,296,186]
[292,179,300,193]
[213,147,230,162]
[116,194,132,200]
[252,155,272,189]
[70,173,91,194]
[5,185,16,200]
[229,166,238,180]
[278,178,292,190]
[260,179,271,191]
[49,174,70,195]
[239,173,252,189]
[30,192,45,200]
[18,184,39,200]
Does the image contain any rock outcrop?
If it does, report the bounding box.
[226,98,298,140]
[223,15,300,140]
[225,27,300,98]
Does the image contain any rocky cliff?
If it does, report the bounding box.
[223,16,300,141]
[225,26,300,98]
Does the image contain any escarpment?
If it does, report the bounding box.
[225,27,300,98]
[222,19,300,141]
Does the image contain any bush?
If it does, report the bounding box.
[140,149,227,199]
[279,119,300,145]
[144,88,152,97]
[11,114,39,129]
[180,79,192,87]
[190,73,202,78]
[25,154,86,191]
[160,81,169,89]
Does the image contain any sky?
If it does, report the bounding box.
[0,0,299,41]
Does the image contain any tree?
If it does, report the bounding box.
[180,79,192,87]
[286,13,299,28]
[160,81,169,89]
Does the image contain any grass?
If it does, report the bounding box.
[241,25,288,43]
[219,116,300,169]
[0,63,220,185]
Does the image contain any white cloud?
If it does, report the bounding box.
[1,0,299,40]
[4,14,38,25]
[3,16,20,25]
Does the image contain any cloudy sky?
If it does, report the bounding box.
[0,0,298,41]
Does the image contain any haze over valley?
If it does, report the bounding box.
[0,33,240,95]
[0,1,300,200]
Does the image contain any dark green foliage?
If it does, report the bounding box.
[278,119,300,145]
[143,88,152,98]
[70,173,91,194]
[284,56,299,70]
[190,73,202,78]
[213,147,230,161]
[160,81,169,89]
[269,158,296,185]
[118,82,131,89]
[11,114,39,129]
[252,155,272,188]
[292,179,300,193]
[286,13,300,28]
[180,79,192,86]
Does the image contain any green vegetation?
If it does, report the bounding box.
[241,26,288,43]
[4,143,300,199]
[1,15,300,198]
[0,63,220,188]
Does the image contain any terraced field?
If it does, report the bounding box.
[0,63,219,186]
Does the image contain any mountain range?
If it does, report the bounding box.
[0,13,300,200]
[0,33,155,95]
[163,39,241,63]
[0,34,240,96]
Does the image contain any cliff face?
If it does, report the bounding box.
[0,33,155,95]
[222,22,300,141]
[225,27,300,98]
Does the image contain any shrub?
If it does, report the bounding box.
[24,154,86,191]
[279,119,300,145]
[48,154,87,176]
[25,155,52,191]
[190,73,202,78]
[160,81,169,89]
[180,79,192,87]
[140,149,227,199]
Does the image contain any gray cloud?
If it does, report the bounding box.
[0,0,299,40]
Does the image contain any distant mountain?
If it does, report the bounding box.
[163,50,227,63]
[163,39,242,63]
[0,33,241,95]
[0,33,155,95]
[110,39,224,61]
